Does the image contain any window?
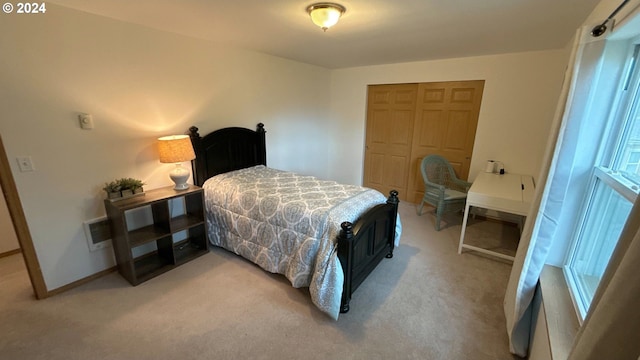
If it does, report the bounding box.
[564,42,640,321]
[623,150,640,173]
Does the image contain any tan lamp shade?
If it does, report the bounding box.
[157,135,195,163]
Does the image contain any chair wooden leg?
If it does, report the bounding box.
[417,201,424,216]
[435,206,443,231]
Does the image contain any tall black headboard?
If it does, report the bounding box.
[188,123,266,186]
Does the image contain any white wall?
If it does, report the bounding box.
[327,50,569,186]
[0,4,332,290]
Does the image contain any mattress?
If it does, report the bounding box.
[202,165,394,319]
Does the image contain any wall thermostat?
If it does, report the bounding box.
[79,113,94,130]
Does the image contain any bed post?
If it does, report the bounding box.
[386,190,399,258]
[188,126,205,187]
[338,221,354,313]
[256,123,266,166]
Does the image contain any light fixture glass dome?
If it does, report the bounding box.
[306,3,346,31]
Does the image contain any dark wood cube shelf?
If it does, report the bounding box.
[104,185,208,285]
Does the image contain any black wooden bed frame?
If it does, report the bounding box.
[188,123,399,313]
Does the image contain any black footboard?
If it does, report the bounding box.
[338,190,399,313]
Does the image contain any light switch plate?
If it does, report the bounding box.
[16,156,35,172]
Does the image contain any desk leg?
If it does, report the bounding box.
[458,203,471,254]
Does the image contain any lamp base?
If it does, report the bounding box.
[169,163,191,191]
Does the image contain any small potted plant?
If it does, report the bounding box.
[103,181,122,200]
[118,177,145,196]
[131,179,145,194]
[103,178,145,200]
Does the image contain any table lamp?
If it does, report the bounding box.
[157,135,196,190]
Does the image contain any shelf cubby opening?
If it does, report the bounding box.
[173,224,207,265]
[128,224,172,248]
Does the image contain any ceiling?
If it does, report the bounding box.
[48,0,601,69]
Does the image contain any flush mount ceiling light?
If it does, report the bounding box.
[306,2,346,32]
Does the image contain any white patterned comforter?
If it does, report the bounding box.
[203,165,399,319]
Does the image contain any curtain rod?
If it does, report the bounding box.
[591,0,631,37]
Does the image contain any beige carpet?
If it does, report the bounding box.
[0,203,521,359]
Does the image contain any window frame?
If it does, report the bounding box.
[563,37,640,322]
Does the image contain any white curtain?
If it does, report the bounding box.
[503,26,609,357]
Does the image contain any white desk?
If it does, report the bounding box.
[458,172,535,261]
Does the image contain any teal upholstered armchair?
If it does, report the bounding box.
[418,155,472,231]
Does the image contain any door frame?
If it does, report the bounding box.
[0,134,48,299]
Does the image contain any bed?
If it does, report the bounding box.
[188,123,400,319]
